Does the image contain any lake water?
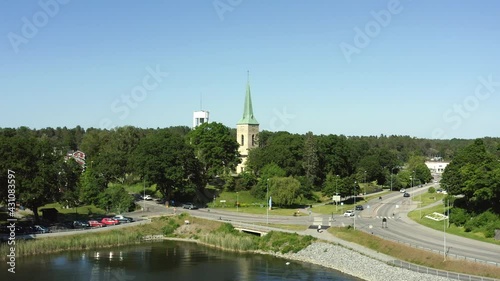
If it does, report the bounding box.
[1,241,363,280]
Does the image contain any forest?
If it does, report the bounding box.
[0,124,499,228]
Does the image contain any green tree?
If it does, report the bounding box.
[97,185,135,214]
[133,129,204,202]
[442,139,500,213]
[78,166,107,206]
[247,132,304,176]
[269,176,301,207]
[250,163,285,199]
[322,173,342,197]
[5,133,64,223]
[58,158,84,209]
[188,122,240,178]
[302,132,319,188]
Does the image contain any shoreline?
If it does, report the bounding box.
[160,237,456,281]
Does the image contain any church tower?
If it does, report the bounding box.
[236,73,259,174]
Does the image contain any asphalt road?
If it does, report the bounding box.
[140,185,500,266]
[335,185,500,265]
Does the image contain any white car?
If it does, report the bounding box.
[400,189,406,193]
[343,210,355,217]
[142,195,152,200]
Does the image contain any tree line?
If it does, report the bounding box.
[1,124,499,221]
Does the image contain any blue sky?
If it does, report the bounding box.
[1,0,499,139]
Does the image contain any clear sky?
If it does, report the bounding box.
[1,0,499,139]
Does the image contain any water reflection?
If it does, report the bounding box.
[0,241,363,281]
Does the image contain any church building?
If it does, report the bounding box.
[236,74,259,173]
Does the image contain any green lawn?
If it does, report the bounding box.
[412,192,446,208]
[408,202,500,245]
[111,182,161,198]
[209,189,391,216]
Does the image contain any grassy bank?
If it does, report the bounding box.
[0,213,315,261]
[329,226,500,279]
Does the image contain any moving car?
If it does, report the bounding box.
[400,189,406,193]
[403,192,410,197]
[112,215,134,223]
[182,203,198,210]
[101,218,119,225]
[355,205,364,211]
[343,210,355,217]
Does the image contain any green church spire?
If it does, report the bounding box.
[237,71,259,125]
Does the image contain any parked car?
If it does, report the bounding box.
[343,210,355,217]
[403,192,410,197]
[88,220,105,227]
[101,218,119,226]
[182,203,198,210]
[33,225,50,234]
[141,195,153,200]
[112,215,134,223]
[72,221,90,229]
[355,205,364,211]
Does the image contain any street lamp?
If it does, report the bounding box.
[364,171,367,195]
[390,167,397,191]
[266,179,269,225]
[353,181,357,205]
[335,175,339,211]
[143,179,146,211]
[236,192,239,212]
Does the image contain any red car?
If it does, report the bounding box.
[101,218,119,226]
[88,220,105,227]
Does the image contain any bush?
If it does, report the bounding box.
[217,223,238,234]
[162,219,180,235]
[449,208,469,227]
[428,187,436,194]
[464,210,499,234]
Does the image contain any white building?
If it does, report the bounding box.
[193,110,209,128]
[425,161,450,174]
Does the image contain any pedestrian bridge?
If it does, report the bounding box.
[234,227,268,236]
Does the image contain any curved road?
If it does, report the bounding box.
[342,185,500,265]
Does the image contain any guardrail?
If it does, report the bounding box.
[376,233,500,268]
[388,260,499,281]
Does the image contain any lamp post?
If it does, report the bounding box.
[390,167,397,191]
[412,170,415,189]
[364,170,367,195]
[335,175,339,211]
[143,179,146,211]
[353,181,357,205]
[266,179,269,225]
[236,192,239,212]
